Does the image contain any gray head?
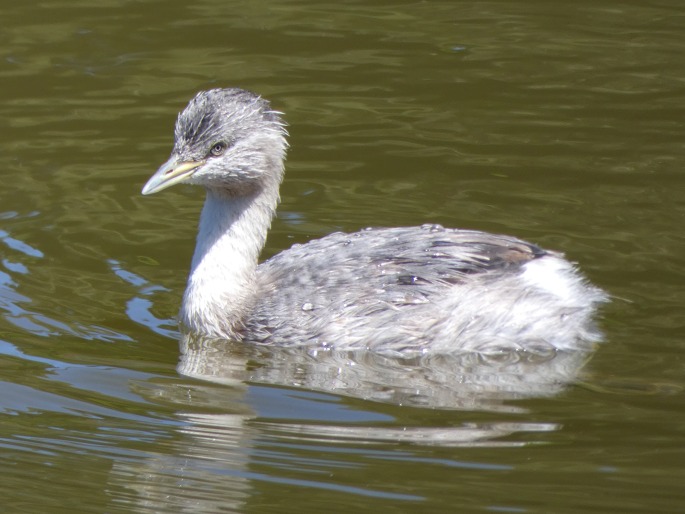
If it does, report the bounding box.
[142,88,287,196]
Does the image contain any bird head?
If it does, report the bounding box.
[142,88,287,196]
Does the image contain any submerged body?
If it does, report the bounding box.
[142,88,606,355]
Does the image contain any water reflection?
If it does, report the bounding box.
[178,333,594,413]
[108,333,595,511]
[111,400,254,513]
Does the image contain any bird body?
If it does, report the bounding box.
[142,88,606,355]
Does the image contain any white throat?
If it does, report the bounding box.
[179,186,277,338]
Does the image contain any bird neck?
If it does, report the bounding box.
[180,183,279,338]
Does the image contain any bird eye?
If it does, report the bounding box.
[210,142,226,156]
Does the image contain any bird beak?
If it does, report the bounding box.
[142,158,206,195]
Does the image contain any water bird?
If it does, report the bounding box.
[142,88,606,355]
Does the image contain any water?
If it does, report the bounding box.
[1,0,684,512]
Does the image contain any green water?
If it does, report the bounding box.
[1,1,684,512]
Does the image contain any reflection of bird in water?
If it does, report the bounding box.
[178,334,595,411]
[142,88,606,354]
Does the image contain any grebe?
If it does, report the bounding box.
[142,88,606,355]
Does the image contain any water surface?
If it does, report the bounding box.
[1,1,684,512]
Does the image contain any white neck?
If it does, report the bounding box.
[179,184,278,338]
